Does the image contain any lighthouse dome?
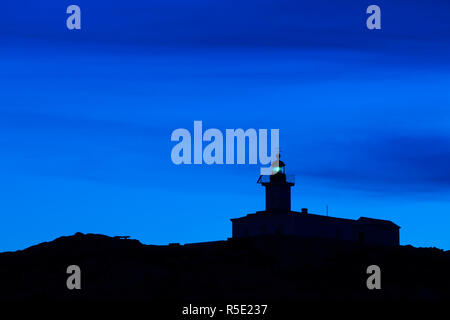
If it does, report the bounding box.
[270,153,285,174]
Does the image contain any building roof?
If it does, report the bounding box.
[231,210,400,229]
[357,217,400,228]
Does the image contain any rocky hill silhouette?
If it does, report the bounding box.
[0,232,449,301]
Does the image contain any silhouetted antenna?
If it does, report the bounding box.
[277,147,283,157]
[326,205,329,216]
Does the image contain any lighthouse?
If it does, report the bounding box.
[230,154,400,246]
[257,154,295,212]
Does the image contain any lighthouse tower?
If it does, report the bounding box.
[258,154,295,212]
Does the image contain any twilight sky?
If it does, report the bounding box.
[1,0,450,251]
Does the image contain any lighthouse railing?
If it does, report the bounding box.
[257,174,295,184]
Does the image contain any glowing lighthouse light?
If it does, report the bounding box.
[270,153,285,175]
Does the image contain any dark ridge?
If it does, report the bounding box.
[0,233,449,301]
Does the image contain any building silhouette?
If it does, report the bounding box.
[231,155,400,246]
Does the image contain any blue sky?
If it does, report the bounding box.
[1,0,450,251]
